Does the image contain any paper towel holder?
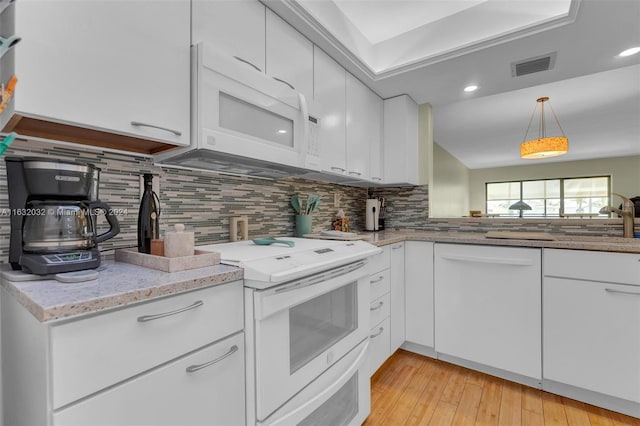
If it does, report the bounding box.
[230,215,249,241]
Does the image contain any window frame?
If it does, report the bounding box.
[485,175,611,218]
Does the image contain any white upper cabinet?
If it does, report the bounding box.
[192,0,266,73]
[384,95,421,185]
[314,47,347,175]
[368,92,384,183]
[266,9,313,100]
[15,0,190,146]
[346,74,374,180]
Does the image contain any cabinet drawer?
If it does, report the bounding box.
[50,281,243,409]
[544,277,640,402]
[369,317,391,377]
[369,293,390,329]
[368,246,391,274]
[369,269,390,301]
[53,332,245,426]
[544,249,640,285]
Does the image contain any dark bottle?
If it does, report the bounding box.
[137,173,160,253]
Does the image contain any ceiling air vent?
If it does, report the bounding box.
[511,52,557,77]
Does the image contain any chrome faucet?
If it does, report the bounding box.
[599,193,636,238]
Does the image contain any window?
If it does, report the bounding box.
[486,176,610,218]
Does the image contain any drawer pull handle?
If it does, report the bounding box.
[348,171,362,177]
[272,76,295,91]
[137,300,204,322]
[370,276,384,284]
[186,345,239,373]
[331,166,346,173]
[392,245,403,250]
[370,327,384,339]
[439,253,533,266]
[605,288,640,296]
[371,177,382,181]
[233,56,262,72]
[130,121,182,137]
[370,301,384,311]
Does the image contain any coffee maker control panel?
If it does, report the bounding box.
[43,251,95,264]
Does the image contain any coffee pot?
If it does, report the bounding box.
[5,157,120,274]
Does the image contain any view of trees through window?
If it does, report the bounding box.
[486,176,611,217]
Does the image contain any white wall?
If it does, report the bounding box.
[468,155,640,213]
[430,142,470,218]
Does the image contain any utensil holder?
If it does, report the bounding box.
[295,215,312,237]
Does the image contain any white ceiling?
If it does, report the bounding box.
[266,0,640,169]
[332,0,488,45]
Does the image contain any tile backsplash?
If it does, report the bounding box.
[0,139,632,264]
[0,139,369,262]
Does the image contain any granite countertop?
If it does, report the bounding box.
[361,230,640,254]
[0,261,243,323]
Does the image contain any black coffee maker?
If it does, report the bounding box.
[5,157,120,274]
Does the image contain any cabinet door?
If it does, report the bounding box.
[345,74,371,180]
[369,317,391,377]
[368,92,384,183]
[434,244,541,379]
[544,278,640,402]
[404,241,434,348]
[383,95,420,185]
[15,0,190,146]
[266,9,313,100]
[192,0,265,73]
[314,47,346,174]
[389,243,405,352]
[53,333,245,426]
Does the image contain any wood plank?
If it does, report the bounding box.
[498,381,522,426]
[451,383,483,426]
[609,410,640,426]
[406,363,451,426]
[365,364,416,425]
[542,392,569,426]
[428,401,458,426]
[382,357,438,425]
[562,397,594,426]
[440,364,470,405]
[475,376,503,426]
[522,386,544,426]
[585,405,615,426]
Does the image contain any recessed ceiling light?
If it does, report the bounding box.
[618,47,640,57]
[464,85,478,92]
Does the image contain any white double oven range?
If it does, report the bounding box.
[199,238,381,426]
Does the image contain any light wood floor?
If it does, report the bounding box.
[364,350,639,426]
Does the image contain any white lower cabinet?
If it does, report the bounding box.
[367,246,391,376]
[543,249,640,417]
[369,317,391,377]
[404,241,434,349]
[53,332,245,426]
[389,243,405,352]
[2,281,245,426]
[434,244,541,382]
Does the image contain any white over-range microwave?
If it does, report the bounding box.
[156,43,321,178]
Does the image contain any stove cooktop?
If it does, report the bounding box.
[197,237,381,289]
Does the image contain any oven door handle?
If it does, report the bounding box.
[265,339,369,426]
[255,260,368,320]
[274,260,367,295]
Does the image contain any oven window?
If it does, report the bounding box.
[219,92,294,147]
[289,282,357,373]
[297,373,359,426]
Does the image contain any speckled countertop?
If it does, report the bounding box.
[0,261,243,323]
[360,230,640,254]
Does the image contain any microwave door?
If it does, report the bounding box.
[199,58,306,168]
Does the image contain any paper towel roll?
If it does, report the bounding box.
[366,199,380,231]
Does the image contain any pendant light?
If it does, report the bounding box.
[520,97,568,159]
